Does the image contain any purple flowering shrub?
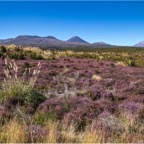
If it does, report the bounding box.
[63,97,102,128]
[0,97,20,123]
[87,85,115,101]
[38,96,102,129]
[38,97,68,120]
[0,57,143,142]
[118,101,144,115]
[0,57,143,98]
[0,58,144,122]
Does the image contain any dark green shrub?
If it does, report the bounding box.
[29,52,43,60]
[0,46,7,53]
[7,52,25,60]
[0,52,3,57]
[14,47,21,52]
[23,62,30,68]
[33,112,57,125]
[128,59,136,67]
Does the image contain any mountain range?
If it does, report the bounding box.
[0,35,144,49]
[0,35,113,49]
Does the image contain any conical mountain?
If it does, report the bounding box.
[67,36,89,44]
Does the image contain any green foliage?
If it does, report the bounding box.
[0,46,7,53]
[7,52,25,60]
[27,51,44,60]
[0,76,45,106]
[33,112,57,125]
[14,47,21,52]
[0,52,3,58]
[127,59,136,67]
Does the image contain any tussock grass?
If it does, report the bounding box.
[43,120,58,143]
[0,59,45,105]
[0,118,26,143]
[60,123,78,143]
[79,127,103,143]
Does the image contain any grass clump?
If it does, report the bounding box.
[0,59,45,106]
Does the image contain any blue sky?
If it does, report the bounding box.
[0,1,144,46]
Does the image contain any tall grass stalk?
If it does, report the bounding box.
[0,59,43,104]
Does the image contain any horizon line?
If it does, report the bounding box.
[0,34,143,46]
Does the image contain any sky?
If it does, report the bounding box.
[0,1,144,46]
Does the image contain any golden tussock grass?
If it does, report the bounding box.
[60,123,78,143]
[79,129,103,143]
[43,120,58,143]
[0,118,26,143]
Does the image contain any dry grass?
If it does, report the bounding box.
[43,120,58,143]
[116,61,127,66]
[60,123,78,143]
[91,74,102,81]
[0,118,26,143]
[0,117,143,143]
[23,46,42,53]
[79,129,103,143]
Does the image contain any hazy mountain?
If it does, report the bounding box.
[92,42,111,47]
[67,36,89,44]
[134,41,144,47]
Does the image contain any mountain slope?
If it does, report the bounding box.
[92,42,111,47]
[134,41,144,47]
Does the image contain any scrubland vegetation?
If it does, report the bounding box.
[0,45,144,143]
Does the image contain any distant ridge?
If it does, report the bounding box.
[67,36,89,44]
[45,36,57,39]
[92,42,111,47]
[16,35,40,38]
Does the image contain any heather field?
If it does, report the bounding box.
[0,45,144,143]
